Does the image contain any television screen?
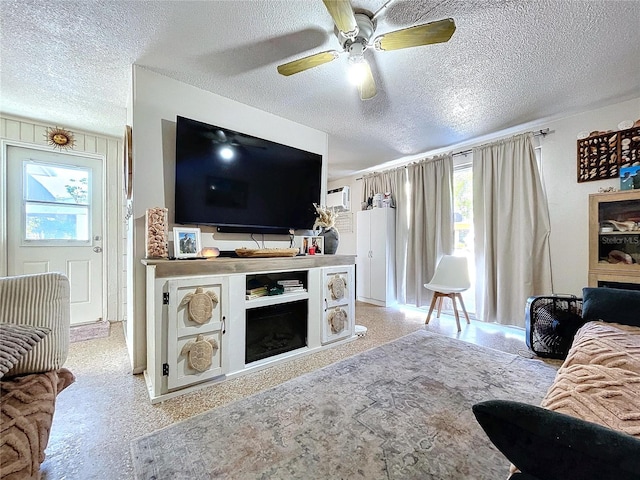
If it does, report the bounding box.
[175,116,322,233]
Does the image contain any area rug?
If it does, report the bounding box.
[131,330,557,480]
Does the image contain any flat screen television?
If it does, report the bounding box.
[175,116,322,234]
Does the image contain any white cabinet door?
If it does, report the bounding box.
[356,212,371,298]
[322,266,354,344]
[166,276,228,390]
[356,209,396,306]
[369,210,388,302]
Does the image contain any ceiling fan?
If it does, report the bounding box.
[277,0,456,100]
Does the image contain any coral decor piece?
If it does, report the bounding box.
[45,126,76,150]
[312,203,337,230]
[180,334,218,372]
[179,287,219,325]
[145,207,168,258]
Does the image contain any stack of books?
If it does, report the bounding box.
[277,279,306,293]
[246,285,268,300]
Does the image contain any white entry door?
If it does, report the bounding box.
[6,145,104,325]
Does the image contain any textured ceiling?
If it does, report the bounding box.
[1,0,639,179]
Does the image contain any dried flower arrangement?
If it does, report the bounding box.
[312,203,338,230]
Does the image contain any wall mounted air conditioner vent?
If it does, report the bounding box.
[326,186,350,211]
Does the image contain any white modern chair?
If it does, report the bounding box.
[424,255,471,332]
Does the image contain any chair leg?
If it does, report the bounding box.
[457,293,471,325]
[425,293,439,325]
[436,296,444,318]
[450,294,461,332]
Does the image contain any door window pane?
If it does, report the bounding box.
[23,162,91,242]
[25,203,89,240]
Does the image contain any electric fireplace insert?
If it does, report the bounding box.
[245,300,308,364]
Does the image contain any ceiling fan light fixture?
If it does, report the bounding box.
[219,146,234,160]
[347,41,367,85]
[348,58,367,85]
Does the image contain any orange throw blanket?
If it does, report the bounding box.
[1,368,75,480]
[542,321,640,437]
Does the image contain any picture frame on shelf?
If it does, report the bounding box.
[303,235,324,255]
[620,165,640,191]
[173,227,202,258]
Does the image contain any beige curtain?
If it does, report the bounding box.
[360,156,453,306]
[362,172,396,207]
[403,155,454,306]
[473,133,552,326]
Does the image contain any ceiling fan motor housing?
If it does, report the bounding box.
[339,13,376,53]
[347,41,365,63]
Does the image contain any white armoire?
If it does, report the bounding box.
[356,208,396,306]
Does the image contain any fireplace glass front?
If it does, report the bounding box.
[245,300,307,364]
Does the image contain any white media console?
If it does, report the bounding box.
[142,255,356,403]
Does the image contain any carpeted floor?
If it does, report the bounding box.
[131,330,557,480]
[69,320,111,343]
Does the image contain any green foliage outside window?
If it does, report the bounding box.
[65,178,88,204]
[454,168,472,221]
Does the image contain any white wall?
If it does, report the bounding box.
[129,66,329,372]
[539,98,639,295]
[327,177,362,257]
[329,97,640,298]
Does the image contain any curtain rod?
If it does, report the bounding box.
[452,128,551,158]
[355,128,552,179]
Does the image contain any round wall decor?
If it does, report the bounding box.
[45,126,76,150]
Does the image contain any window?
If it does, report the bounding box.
[23,161,90,243]
[453,162,475,315]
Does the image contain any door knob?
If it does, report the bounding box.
[93,246,103,253]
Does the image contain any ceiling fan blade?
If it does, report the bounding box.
[322,0,358,37]
[357,61,376,100]
[277,50,340,76]
[374,18,456,52]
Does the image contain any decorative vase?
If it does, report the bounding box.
[320,227,340,254]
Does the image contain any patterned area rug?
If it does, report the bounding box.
[131,330,557,480]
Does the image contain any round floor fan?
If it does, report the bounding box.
[525,295,585,359]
